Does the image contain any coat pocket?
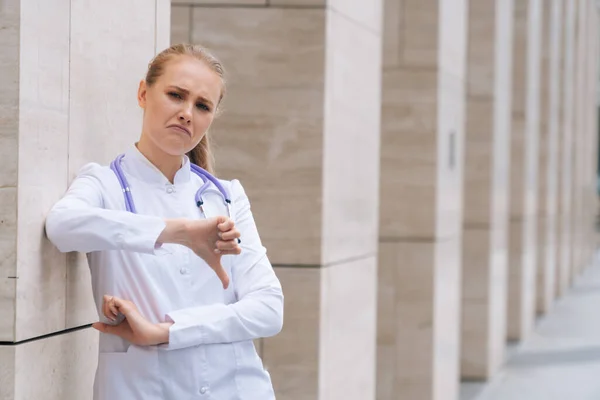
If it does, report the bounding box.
[94,345,162,400]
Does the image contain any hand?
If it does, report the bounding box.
[92,295,172,346]
[158,217,241,289]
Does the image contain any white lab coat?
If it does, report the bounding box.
[45,145,283,400]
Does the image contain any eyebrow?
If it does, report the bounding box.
[169,85,214,107]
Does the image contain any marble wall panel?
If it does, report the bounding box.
[173,0,267,4]
[0,328,98,400]
[171,5,191,44]
[262,267,320,400]
[319,256,377,400]
[0,0,20,343]
[13,0,70,341]
[321,8,382,264]
[191,7,326,265]
[328,0,382,34]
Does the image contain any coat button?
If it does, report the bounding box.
[180,268,187,275]
[166,186,174,194]
[199,386,208,394]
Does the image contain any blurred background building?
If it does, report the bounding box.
[1,0,600,399]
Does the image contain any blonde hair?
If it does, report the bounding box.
[145,43,226,173]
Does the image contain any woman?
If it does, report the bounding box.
[45,44,283,400]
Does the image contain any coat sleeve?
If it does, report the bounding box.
[45,163,167,254]
[161,179,284,349]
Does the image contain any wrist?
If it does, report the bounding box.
[158,219,190,246]
[156,322,173,345]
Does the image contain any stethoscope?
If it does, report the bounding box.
[110,153,233,218]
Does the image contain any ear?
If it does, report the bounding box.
[137,80,148,109]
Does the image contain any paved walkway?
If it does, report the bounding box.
[460,254,600,400]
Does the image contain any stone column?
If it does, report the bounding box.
[536,0,561,315]
[557,0,577,296]
[507,0,542,341]
[572,0,587,277]
[0,0,169,398]
[461,0,513,380]
[588,4,600,265]
[375,1,467,399]
[179,1,383,399]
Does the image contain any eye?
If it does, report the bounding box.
[196,103,210,112]
[168,92,183,100]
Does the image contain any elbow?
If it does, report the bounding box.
[263,289,284,337]
[44,208,69,252]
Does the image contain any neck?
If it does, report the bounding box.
[136,137,182,184]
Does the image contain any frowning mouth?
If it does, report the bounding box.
[168,124,191,137]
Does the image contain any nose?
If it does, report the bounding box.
[178,106,192,124]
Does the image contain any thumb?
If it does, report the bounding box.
[92,322,113,333]
[208,258,230,289]
[214,215,228,226]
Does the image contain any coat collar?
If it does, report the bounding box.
[122,143,192,186]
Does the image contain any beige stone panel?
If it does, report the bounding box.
[507,0,542,342]
[461,0,513,380]
[461,227,507,379]
[191,7,325,89]
[382,238,460,400]
[0,0,19,343]
[156,0,171,52]
[263,258,376,400]
[328,0,382,34]
[380,4,466,240]
[507,220,536,340]
[262,267,319,399]
[68,0,156,174]
[12,0,70,342]
[191,8,326,265]
[0,328,98,400]
[379,69,438,239]
[463,99,495,226]
[67,1,166,332]
[211,87,324,265]
[464,0,514,228]
[466,0,496,99]
[382,0,402,68]
[65,253,97,329]
[536,0,557,315]
[0,345,15,399]
[0,0,19,190]
[0,189,17,341]
[321,9,382,264]
[319,257,376,400]
[557,0,576,297]
[171,6,191,45]
[172,0,266,4]
[400,0,439,68]
[271,0,325,5]
[377,242,396,400]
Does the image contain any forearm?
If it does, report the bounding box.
[161,288,284,350]
[45,204,166,254]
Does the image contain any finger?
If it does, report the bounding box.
[218,248,242,256]
[216,239,240,251]
[209,261,230,289]
[92,322,114,334]
[217,218,235,232]
[102,295,115,321]
[108,298,119,318]
[220,228,241,241]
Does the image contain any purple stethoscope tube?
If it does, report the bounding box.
[110,153,232,215]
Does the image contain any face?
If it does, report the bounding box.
[137,56,222,157]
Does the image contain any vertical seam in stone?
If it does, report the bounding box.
[188,5,193,44]
[154,0,158,53]
[64,0,73,331]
